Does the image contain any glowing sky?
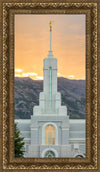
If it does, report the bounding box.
[15,14,85,80]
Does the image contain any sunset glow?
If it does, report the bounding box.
[15,69,41,80]
[15,15,85,80]
[15,69,84,80]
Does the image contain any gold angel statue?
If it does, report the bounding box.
[49,21,52,31]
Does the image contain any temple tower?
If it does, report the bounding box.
[29,21,70,158]
[33,21,67,116]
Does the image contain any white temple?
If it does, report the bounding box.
[15,21,86,158]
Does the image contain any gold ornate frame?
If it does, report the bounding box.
[0,0,100,171]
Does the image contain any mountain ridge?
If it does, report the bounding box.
[14,77,86,119]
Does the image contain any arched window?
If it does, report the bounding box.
[75,155,84,158]
[45,150,55,158]
[45,125,55,145]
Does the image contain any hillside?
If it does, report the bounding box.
[14,77,86,119]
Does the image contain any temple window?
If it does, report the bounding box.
[45,125,55,145]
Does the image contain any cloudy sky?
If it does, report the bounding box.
[15,14,85,80]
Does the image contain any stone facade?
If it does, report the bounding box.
[15,119,86,158]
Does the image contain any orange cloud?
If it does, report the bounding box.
[68,75,75,79]
[36,76,43,80]
[15,74,21,77]
[15,69,23,72]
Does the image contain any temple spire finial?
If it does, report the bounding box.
[49,21,52,52]
[48,21,53,58]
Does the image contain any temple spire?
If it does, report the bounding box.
[48,21,53,58]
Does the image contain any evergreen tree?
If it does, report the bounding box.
[14,123,25,157]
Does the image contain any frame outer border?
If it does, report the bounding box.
[0,0,99,171]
